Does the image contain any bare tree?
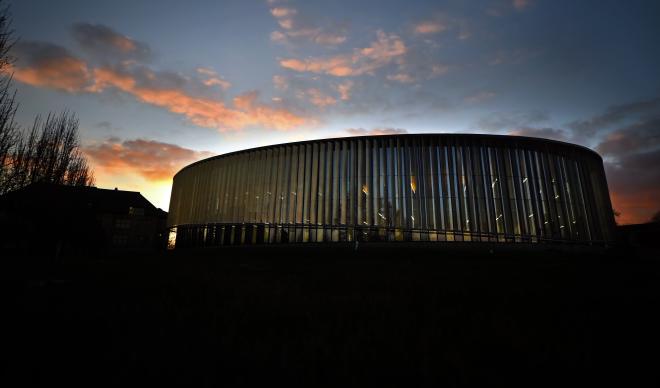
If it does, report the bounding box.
[0,0,13,72]
[0,78,17,188]
[8,112,94,191]
[0,0,19,192]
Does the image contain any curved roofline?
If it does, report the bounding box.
[174,133,602,178]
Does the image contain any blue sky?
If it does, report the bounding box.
[7,0,660,223]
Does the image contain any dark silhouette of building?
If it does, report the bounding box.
[0,183,167,257]
[168,134,616,248]
[617,221,660,259]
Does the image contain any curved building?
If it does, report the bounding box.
[167,134,615,248]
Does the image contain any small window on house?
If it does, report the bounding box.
[129,207,145,216]
[115,219,131,229]
[112,235,128,246]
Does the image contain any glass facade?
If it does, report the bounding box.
[167,134,616,247]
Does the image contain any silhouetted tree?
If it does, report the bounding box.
[611,208,621,225]
[0,0,19,191]
[8,112,94,191]
[652,210,660,224]
[0,1,94,194]
[0,0,13,71]
[0,79,17,189]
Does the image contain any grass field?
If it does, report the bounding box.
[6,244,660,386]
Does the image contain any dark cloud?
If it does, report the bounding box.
[121,63,188,90]
[588,101,660,224]
[596,117,660,157]
[569,97,660,139]
[72,23,152,62]
[13,41,74,64]
[10,41,91,92]
[95,121,123,132]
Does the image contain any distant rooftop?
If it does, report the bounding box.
[0,183,166,217]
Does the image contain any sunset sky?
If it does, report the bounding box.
[7,0,660,224]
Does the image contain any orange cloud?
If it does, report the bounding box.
[85,138,214,181]
[94,69,306,131]
[11,57,91,92]
[12,41,307,132]
[413,14,469,40]
[88,67,136,92]
[203,77,232,89]
[280,30,406,77]
[280,57,354,76]
[270,7,297,19]
[112,36,136,52]
[10,41,92,92]
[358,30,407,70]
[196,67,231,90]
[304,88,337,107]
[414,21,447,35]
[89,67,306,131]
[269,4,346,46]
[232,91,308,130]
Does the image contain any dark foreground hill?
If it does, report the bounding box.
[5,244,660,386]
